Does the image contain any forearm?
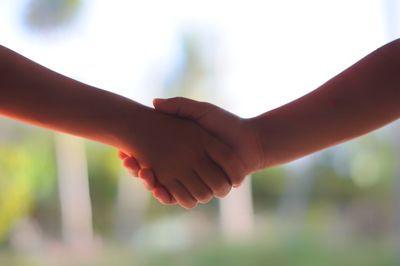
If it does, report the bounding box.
[253,39,400,168]
[0,45,149,148]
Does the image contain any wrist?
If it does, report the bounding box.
[107,101,154,153]
[241,116,268,172]
[247,111,284,170]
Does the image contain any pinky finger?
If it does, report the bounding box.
[118,150,129,159]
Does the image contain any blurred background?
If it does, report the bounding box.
[0,0,400,265]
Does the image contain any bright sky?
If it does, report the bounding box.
[0,0,388,117]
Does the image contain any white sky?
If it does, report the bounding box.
[0,0,389,117]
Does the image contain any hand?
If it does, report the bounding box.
[118,150,177,204]
[120,98,263,204]
[153,97,263,178]
[116,105,245,209]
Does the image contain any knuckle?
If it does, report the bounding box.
[181,200,197,209]
[156,196,169,205]
[199,198,212,204]
[214,182,231,198]
[229,173,244,187]
[143,182,153,191]
[212,146,247,187]
[174,96,185,101]
[128,169,138,177]
[197,191,213,204]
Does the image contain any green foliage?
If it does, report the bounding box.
[0,233,396,266]
[0,125,56,242]
[85,142,120,236]
[252,166,287,209]
[250,131,397,212]
[142,236,396,266]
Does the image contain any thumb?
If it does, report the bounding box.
[153,97,211,121]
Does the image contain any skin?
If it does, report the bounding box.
[121,38,400,205]
[0,45,247,209]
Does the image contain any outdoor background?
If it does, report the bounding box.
[0,0,400,265]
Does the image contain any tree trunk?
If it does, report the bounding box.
[55,134,93,252]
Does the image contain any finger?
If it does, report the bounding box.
[167,180,198,209]
[196,157,232,198]
[178,171,213,204]
[153,97,209,121]
[153,187,177,205]
[138,168,157,190]
[139,170,176,204]
[123,157,140,177]
[206,142,246,187]
[169,195,177,204]
[118,150,129,159]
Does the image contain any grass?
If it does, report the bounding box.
[0,233,397,266]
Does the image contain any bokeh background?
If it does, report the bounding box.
[0,0,400,265]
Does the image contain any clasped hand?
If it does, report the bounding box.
[119,98,263,209]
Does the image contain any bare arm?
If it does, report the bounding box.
[254,38,400,167]
[0,45,242,208]
[0,45,147,147]
[130,39,400,203]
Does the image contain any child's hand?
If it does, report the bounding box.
[118,151,177,204]
[154,97,264,174]
[116,106,246,209]
[120,98,264,204]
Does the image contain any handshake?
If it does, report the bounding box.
[2,39,398,210]
[0,45,264,210]
[117,97,264,209]
[117,35,400,209]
